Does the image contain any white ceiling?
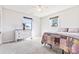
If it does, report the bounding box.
[3,5,75,18]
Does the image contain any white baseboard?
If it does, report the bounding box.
[32,36,41,39]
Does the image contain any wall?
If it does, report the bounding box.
[41,6,79,36]
[1,7,40,43]
[0,6,1,29]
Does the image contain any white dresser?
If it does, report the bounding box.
[15,29,32,41]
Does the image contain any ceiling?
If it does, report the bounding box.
[3,5,75,18]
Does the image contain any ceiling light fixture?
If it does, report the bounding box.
[36,5,42,12]
[35,5,48,12]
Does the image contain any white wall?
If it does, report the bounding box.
[0,6,1,29]
[1,7,40,43]
[41,6,79,36]
[32,18,41,39]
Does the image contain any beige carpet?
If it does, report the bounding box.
[0,39,56,54]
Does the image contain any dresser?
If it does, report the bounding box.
[15,29,32,41]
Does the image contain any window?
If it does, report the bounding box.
[49,16,58,27]
[22,16,32,30]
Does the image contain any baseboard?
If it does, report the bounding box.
[2,40,15,44]
[32,36,41,39]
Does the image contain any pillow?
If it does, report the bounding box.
[68,28,79,33]
[58,28,68,32]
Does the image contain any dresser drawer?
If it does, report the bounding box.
[16,35,23,39]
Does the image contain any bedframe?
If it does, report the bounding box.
[41,28,79,54]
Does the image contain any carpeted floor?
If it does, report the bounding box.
[0,39,56,54]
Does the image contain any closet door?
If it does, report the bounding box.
[0,6,2,44]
